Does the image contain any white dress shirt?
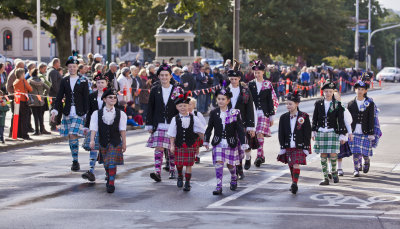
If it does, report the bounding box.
[354,98,365,134]
[89,107,127,132]
[167,113,206,138]
[229,85,241,109]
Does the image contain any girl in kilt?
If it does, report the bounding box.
[277,91,311,194]
[81,71,108,182]
[187,97,207,164]
[227,60,255,179]
[146,64,183,182]
[89,88,127,193]
[248,60,279,168]
[312,79,347,185]
[204,82,248,195]
[51,54,89,172]
[347,74,377,177]
[168,93,205,191]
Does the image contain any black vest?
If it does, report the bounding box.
[98,108,122,147]
[175,114,197,147]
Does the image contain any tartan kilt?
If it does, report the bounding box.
[212,143,240,165]
[277,148,307,166]
[313,131,340,154]
[99,143,124,167]
[256,115,271,137]
[195,136,203,154]
[175,145,199,166]
[82,132,99,151]
[338,141,352,159]
[59,116,85,137]
[146,129,170,149]
[349,134,373,157]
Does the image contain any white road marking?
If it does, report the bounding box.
[392,163,400,172]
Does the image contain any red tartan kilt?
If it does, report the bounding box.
[195,136,203,147]
[277,148,307,166]
[174,145,198,166]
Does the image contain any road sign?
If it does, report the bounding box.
[352,28,370,33]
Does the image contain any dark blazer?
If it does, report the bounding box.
[54,75,89,117]
[131,75,144,91]
[84,91,105,128]
[204,108,246,148]
[312,99,347,135]
[278,111,311,150]
[248,80,275,117]
[228,84,255,129]
[347,97,375,135]
[146,85,179,131]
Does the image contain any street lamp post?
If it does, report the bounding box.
[36,0,41,63]
[355,0,360,69]
[106,0,112,64]
[368,24,400,69]
[394,38,400,68]
[233,0,240,61]
[367,0,371,70]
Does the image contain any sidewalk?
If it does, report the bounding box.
[0,86,382,152]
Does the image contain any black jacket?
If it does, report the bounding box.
[54,75,89,117]
[146,85,179,131]
[248,80,275,117]
[180,71,196,92]
[228,84,255,129]
[205,108,246,148]
[279,111,311,150]
[312,99,347,135]
[85,91,105,128]
[347,97,375,135]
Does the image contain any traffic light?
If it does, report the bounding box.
[368,45,374,55]
[5,34,12,45]
[96,36,101,45]
[359,47,366,62]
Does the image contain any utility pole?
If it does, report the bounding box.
[36,0,41,62]
[355,0,360,69]
[197,13,201,56]
[367,0,371,70]
[106,0,112,64]
[233,0,240,61]
[395,38,400,67]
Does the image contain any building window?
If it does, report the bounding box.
[23,30,33,51]
[3,30,12,51]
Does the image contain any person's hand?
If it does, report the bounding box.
[83,128,89,135]
[340,140,345,145]
[349,133,354,142]
[170,145,175,154]
[51,113,56,123]
[122,143,127,153]
[248,130,255,138]
[139,109,144,114]
[90,141,95,150]
[270,120,274,127]
[205,145,209,150]
[184,82,189,87]
[148,130,153,134]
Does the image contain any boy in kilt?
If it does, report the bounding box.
[187,97,207,164]
[204,81,249,195]
[146,64,183,182]
[348,73,378,177]
[168,92,205,191]
[81,71,108,181]
[51,55,89,171]
[312,78,347,185]
[89,88,127,193]
[278,91,311,194]
[248,60,279,168]
[227,60,255,179]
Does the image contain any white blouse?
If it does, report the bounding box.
[167,113,206,138]
[89,107,127,132]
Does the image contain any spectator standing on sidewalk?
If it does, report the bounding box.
[47,58,63,131]
[0,92,9,143]
[13,68,33,140]
[196,66,209,114]
[180,66,196,92]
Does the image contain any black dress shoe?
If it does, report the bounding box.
[23,136,33,140]
[236,166,245,180]
[177,176,183,188]
[33,132,40,136]
[230,180,237,191]
[150,172,162,182]
[353,171,360,177]
[195,156,200,164]
[363,162,370,174]
[319,178,330,185]
[244,158,251,170]
[254,157,263,167]
[359,166,363,172]
[28,128,35,133]
[71,161,80,171]
[183,181,191,191]
[41,130,51,135]
[328,173,332,179]
[333,172,339,183]
[82,170,96,182]
[169,171,176,179]
[107,185,115,193]
[213,188,222,195]
[290,183,298,194]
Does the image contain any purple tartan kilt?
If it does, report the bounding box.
[146,129,170,149]
[99,143,124,167]
[256,115,271,137]
[212,143,240,165]
[277,148,307,166]
[338,142,352,159]
[175,145,199,166]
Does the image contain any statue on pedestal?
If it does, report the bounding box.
[157,2,197,34]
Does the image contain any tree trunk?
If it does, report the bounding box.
[54,9,72,65]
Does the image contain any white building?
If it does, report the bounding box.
[0,17,143,63]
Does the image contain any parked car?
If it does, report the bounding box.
[376,67,400,82]
[202,59,223,70]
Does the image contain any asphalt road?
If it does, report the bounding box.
[0,83,399,229]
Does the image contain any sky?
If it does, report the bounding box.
[378,0,400,12]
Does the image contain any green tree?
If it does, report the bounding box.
[323,55,354,69]
[0,0,123,63]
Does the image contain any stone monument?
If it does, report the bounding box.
[155,3,196,64]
